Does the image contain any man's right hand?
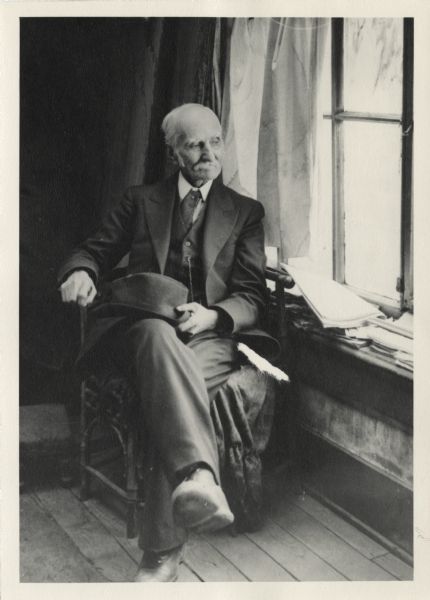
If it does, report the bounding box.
[59,270,97,307]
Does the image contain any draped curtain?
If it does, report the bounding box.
[141,18,227,183]
[222,18,329,259]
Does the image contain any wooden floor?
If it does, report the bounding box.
[20,467,413,583]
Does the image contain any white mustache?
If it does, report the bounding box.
[196,160,218,166]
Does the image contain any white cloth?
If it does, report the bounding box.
[257,18,329,258]
[221,18,329,259]
[222,18,270,199]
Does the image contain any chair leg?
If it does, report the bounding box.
[80,423,94,501]
[289,382,306,494]
[80,436,91,501]
[80,380,91,501]
[80,474,90,500]
[126,502,137,539]
[60,456,74,488]
[125,429,138,538]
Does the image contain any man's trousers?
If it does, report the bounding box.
[115,318,239,552]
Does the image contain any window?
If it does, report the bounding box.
[303,18,413,313]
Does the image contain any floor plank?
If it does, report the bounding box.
[185,534,248,581]
[80,492,245,582]
[286,489,388,560]
[78,494,142,562]
[35,487,138,582]
[176,565,202,582]
[81,492,201,582]
[266,466,389,561]
[203,528,295,581]
[246,518,346,581]
[21,477,410,583]
[20,495,106,582]
[268,498,396,581]
[374,553,413,581]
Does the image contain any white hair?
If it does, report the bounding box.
[161,103,220,149]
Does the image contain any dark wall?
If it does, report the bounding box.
[20,18,147,404]
[19,17,222,406]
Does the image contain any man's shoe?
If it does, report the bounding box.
[172,468,234,533]
[134,546,183,582]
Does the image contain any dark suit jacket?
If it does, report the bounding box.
[58,173,278,362]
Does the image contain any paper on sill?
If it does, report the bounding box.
[394,311,413,335]
[347,326,413,355]
[281,263,382,328]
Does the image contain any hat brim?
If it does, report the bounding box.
[88,302,190,324]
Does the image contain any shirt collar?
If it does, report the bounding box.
[178,170,213,202]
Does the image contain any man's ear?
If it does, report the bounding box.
[166,145,179,166]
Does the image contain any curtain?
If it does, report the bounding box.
[222,19,270,198]
[222,18,329,259]
[144,18,225,182]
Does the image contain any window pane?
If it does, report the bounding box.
[313,117,333,277]
[344,18,403,115]
[343,121,401,301]
[321,20,331,113]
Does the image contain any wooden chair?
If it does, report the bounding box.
[79,267,294,538]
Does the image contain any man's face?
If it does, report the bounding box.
[171,109,224,187]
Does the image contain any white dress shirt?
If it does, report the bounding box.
[178,171,213,223]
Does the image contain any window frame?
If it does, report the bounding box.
[326,17,413,314]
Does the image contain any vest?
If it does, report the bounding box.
[164,193,207,303]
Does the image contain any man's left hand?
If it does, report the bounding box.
[176,303,219,335]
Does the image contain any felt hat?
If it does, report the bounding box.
[89,272,190,323]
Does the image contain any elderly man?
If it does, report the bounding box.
[59,103,271,582]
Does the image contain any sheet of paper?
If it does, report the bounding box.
[281,264,382,328]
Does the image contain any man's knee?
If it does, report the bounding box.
[126,318,177,348]
[188,335,237,383]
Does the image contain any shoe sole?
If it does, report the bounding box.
[134,555,183,582]
[173,488,234,532]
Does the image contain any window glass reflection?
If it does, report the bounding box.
[344,18,403,115]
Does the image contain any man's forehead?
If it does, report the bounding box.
[176,110,222,139]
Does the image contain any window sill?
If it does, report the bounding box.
[284,322,413,432]
[291,324,413,381]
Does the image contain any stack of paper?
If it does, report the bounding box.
[282,264,383,329]
[368,312,413,339]
[347,320,413,371]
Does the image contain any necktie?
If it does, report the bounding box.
[180,189,202,231]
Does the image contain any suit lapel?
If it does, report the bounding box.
[145,175,177,274]
[145,173,238,278]
[203,178,239,277]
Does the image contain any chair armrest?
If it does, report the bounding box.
[264,267,295,289]
[79,306,88,346]
[264,267,294,345]
[79,267,128,344]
